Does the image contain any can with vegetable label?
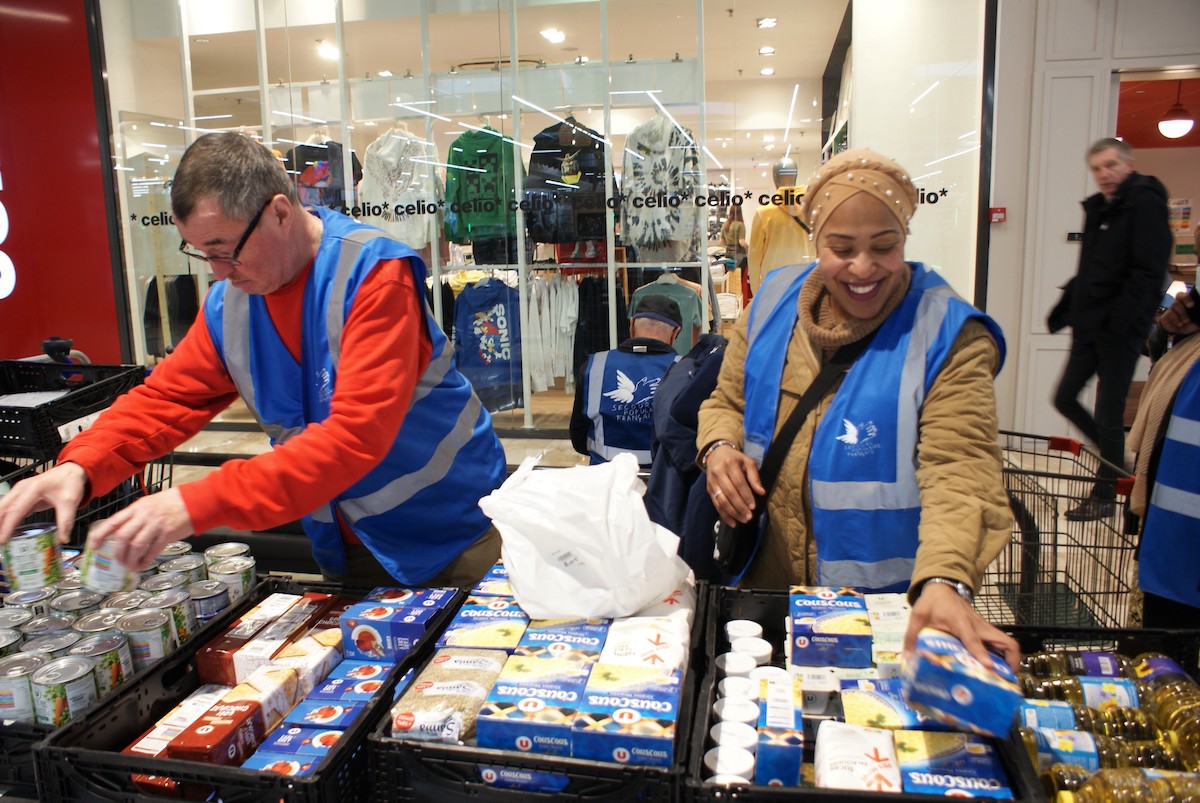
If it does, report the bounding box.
[203,542,250,566]
[187,580,230,619]
[140,589,196,645]
[31,655,98,726]
[117,609,173,670]
[0,607,33,631]
[208,556,255,603]
[4,588,56,616]
[50,590,104,619]
[0,653,46,722]
[0,524,62,591]
[158,554,206,583]
[54,575,84,594]
[20,631,81,659]
[69,634,134,695]
[20,613,76,638]
[158,541,192,559]
[0,627,22,657]
[102,590,151,611]
[73,609,126,638]
[139,572,186,593]
[78,539,136,594]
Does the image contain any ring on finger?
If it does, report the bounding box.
[714,488,724,497]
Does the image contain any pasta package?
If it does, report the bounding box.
[787,586,872,669]
[390,647,508,742]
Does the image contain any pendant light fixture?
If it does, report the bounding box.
[1157,80,1194,139]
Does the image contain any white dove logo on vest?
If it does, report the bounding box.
[836,418,879,456]
[603,370,660,422]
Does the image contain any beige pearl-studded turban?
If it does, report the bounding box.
[803,148,919,241]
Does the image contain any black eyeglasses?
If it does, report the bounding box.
[179,197,274,267]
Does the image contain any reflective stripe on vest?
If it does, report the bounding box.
[743,262,1005,591]
[1139,360,1200,608]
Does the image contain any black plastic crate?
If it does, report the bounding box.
[369,585,709,802]
[34,577,462,802]
[1004,625,1200,681]
[685,586,1046,802]
[0,361,144,459]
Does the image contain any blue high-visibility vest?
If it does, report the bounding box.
[582,345,679,465]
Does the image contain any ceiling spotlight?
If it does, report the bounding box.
[403,69,414,79]
[377,70,394,78]
[316,40,339,60]
[574,55,589,65]
[758,46,776,56]
[757,17,778,29]
[760,67,775,77]
[540,28,566,44]
[625,54,637,64]
[672,52,683,63]
[1158,80,1195,139]
[448,64,459,75]
[535,59,547,69]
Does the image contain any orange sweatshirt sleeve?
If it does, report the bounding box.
[178,258,431,534]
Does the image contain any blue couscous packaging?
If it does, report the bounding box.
[895,729,1013,798]
[901,628,1021,737]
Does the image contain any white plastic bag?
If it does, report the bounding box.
[478,453,691,619]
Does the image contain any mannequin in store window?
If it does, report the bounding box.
[0,132,506,590]
[746,155,816,298]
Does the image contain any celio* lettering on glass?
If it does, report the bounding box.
[0,163,13,300]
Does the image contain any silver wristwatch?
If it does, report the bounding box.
[918,577,974,605]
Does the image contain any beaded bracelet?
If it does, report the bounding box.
[700,439,738,470]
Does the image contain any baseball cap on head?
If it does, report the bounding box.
[632,295,683,328]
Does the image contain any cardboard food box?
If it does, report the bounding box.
[570,664,682,768]
[165,699,266,765]
[476,655,593,757]
[435,595,529,652]
[901,628,1021,738]
[787,586,872,669]
[340,602,441,661]
[895,729,1013,798]
[196,593,302,686]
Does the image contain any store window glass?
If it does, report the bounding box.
[98,0,990,438]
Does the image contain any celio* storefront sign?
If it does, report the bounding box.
[0,164,12,300]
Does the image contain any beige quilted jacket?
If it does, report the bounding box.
[697,306,1012,598]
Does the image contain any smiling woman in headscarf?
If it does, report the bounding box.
[696,148,1018,668]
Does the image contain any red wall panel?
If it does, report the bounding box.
[0,1,124,363]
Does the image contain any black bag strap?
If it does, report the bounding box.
[756,331,877,498]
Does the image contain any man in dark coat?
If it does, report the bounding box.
[1050,138,1171,520]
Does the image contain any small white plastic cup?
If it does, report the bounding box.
[706,774,751,786]
[748,665,790,685]
[724,618,763,642]
[718,676,758,700]
[715,650,756,678]
[712,696,760,726]
[710,719,758,753]
[730,636,773,665]
[703,745,755,780]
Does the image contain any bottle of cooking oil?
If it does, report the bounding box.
[1147,684,1200,730]
[1054,767,1200,802]
[1131,652,1198,693]
[1043,762,1091,795]
[1019,699,1160,740]
[1019,727,1183,775]
[1026,675,1149,710]
[1022,650,1136,679]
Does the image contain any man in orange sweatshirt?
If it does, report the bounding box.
[0,133,507,587]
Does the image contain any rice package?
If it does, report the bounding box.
[390,647,508,742]
[787,586,872,668]
[901,628,1021,738]
[631,579,697,629]
[895,729,1012,798]
[814,720,901,793]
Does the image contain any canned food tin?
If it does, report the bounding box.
[78,540,137,594]
[117,609,173,670]
[0,628,22,657]
[138,572,186,593]
[0,653,47,722]
[102,590,152,611]
[20,613,76,638]
[20,631,81,659]
[3,588,57,616]
[208,556,255,604]
[73,609,127,638]
[69,634,134,695]
[203,542,251,566]
[0,523,63,591]
[0,607,34,631]
[54,575,84,594]
[31,655,98,726]
[141,589,196,645]
[158,541,192,559]
[187,580,230,619]
[158,555,207,583]
[50,590,104,619]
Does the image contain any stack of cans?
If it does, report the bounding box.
[0,527,254,725]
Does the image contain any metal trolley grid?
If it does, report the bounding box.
[976,430,1137,631]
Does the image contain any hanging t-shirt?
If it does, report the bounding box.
[284,140,363,210]
[630,277,703,356]
[620,116,702,261]
[358,124,442,249]
[453,279,523,413]
[524,119,610,244]
[444,128,522,244]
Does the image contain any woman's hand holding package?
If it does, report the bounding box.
[705,444,765,526]
[903,582,1021,672]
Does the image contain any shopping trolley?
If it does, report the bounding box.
[976,431,1137,629]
